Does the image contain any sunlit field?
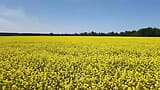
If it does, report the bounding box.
[0,36,160,89]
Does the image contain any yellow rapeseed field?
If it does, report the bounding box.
[0,36,160,90]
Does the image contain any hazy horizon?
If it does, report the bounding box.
[0,0,160,33]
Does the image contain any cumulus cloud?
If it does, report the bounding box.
[0,5,50,33]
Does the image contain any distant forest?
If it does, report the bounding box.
[1,27,160,37]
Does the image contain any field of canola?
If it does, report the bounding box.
[0,36,160,90]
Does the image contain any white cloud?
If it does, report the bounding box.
[0,5,51,33]
[0,5,26,18]
[0,5,98,33]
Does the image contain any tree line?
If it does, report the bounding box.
[1,27,160,37]
[77,27,160,37]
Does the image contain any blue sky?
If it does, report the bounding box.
[0,0,160,33]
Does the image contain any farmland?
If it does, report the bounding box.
[0,36,160,89]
